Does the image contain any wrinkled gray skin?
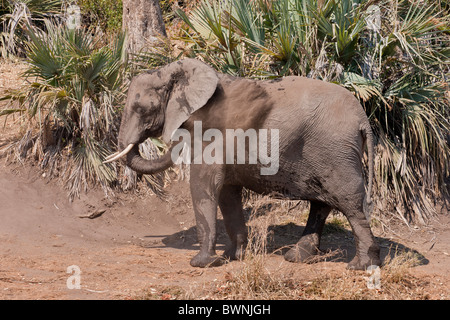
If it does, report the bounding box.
[116,58,381,270]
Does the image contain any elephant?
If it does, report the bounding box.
[105,58,381,270]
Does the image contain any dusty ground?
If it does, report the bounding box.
[0,60,449,300]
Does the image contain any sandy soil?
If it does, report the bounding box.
[0,164,449,300]
[0,60,449,300]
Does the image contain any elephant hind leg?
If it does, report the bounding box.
[284,200,331,263]
[337,192,381,270]
[218,185,247,261]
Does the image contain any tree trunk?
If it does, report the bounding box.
[122,0,167,54]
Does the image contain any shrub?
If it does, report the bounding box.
[0,0,63,57]
[2,20,128,199]
[77,0,123,34]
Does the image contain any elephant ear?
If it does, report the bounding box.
[162,59,219,143]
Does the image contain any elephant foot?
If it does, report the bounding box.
[284,234,320,263]
[347,246,381,271]
[190,253,227,268]
[223,244,245,261]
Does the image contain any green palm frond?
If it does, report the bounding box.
[340,71,383,102]
[383,1,449,68]
[229,0,266,49]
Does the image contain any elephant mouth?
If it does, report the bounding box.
[103,143,135,164]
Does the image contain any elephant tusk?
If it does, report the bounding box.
[105,151,120,161]
[103,144,134,164]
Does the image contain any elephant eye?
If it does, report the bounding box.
[133,104,145,115]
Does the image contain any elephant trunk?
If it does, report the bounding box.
[126,144,174,174]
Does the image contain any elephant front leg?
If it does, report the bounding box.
[189,164,226,268]
[190,199,225,267]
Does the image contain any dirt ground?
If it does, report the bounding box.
[0,61,449,300]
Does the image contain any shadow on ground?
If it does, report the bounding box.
[147,218,429,267]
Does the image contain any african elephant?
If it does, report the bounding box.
[105,58,381,270]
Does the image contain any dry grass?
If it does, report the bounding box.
[139,200,437,300]
[153,247,433,300]
[208,207,431,300]
[302,248,430,300]
[212,210,292,300]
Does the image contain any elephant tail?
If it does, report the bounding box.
[361,122,374,220]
